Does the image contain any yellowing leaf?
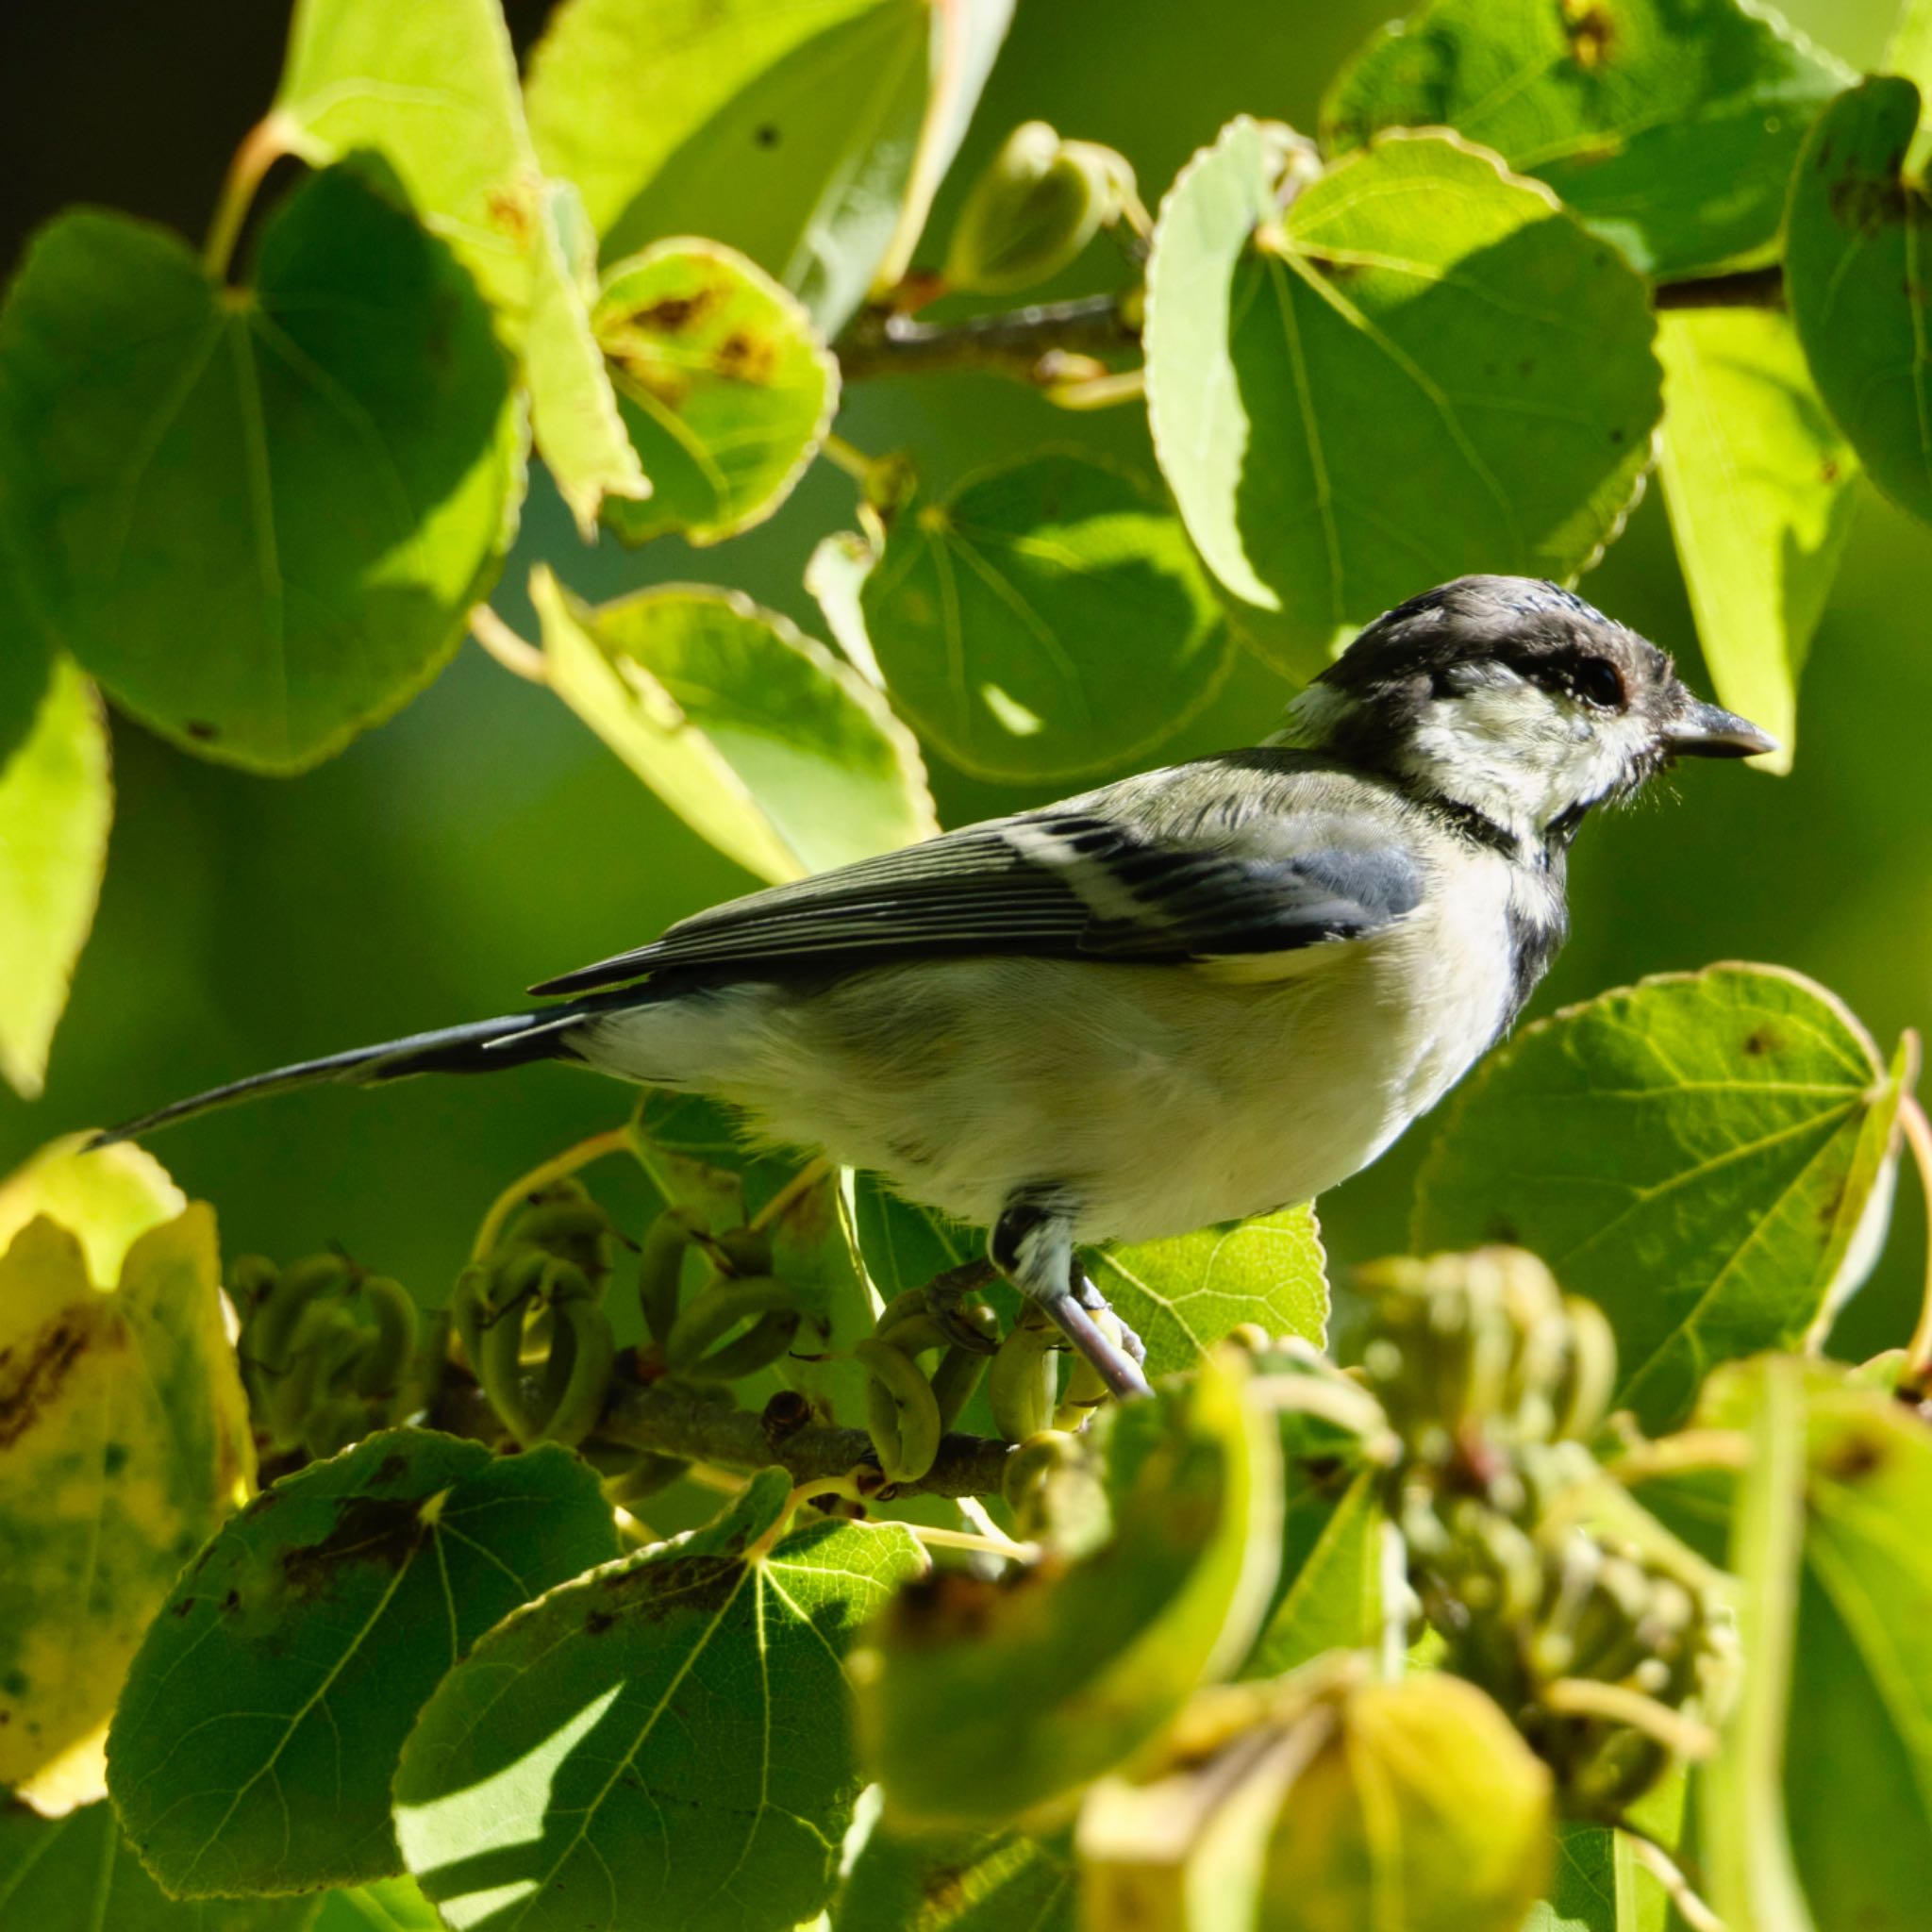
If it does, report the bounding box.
[0,659,111,1097]
[0,1202,252,1806]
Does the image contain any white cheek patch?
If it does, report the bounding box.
[1402,683,1636,832]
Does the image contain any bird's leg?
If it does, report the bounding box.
[991,1195,1154,1402]
[922,1257,999,1352]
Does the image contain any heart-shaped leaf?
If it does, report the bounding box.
[833,1821,1076,1931]
[859,452,1229,781]
[1413,965,1913,1432]
[1322,0,1849,276]
[595,239,837,546]
[0,164,520,773]
[394,1469,924,1932]
[1145,119,1658,647]
[108,1430,619,1896]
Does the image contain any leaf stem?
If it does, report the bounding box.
[1541,1677,1717,1758]
[468,605,550,685]
[904,1521,1039,1562]
[469,1125,636,1263]
[750,1156,834,1233]
[1625,1833,1727,1932]
[1606,1429,1751,1487]
[204,112,302,280]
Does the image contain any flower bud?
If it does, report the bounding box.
[944,123,1129,295]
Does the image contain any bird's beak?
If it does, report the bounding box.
[1662,693,1779,759]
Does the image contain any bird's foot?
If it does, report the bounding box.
[993,1195,1153,1403]
[922,1257,999,1353]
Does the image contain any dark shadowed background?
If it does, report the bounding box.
[2,0,1925,1358]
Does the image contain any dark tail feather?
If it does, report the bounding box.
[88,1009,580,1149]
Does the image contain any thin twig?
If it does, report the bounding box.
[469,1126,635,1262]
[835,293,1138,383]
[1653,264,1784,311]
[205,112,304,278]
[468,605,550,685]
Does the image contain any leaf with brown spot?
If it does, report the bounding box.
[0,1164,249,1814]
[107,1429,618,1898]
[594,238,838,547]
[394,1467,924,1932]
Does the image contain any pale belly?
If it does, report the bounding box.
[585,878,1518,1244]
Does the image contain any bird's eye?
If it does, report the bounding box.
[1574,657,1624,709]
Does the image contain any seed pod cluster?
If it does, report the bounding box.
[858,1288,998,1483]
[1354,1247,1732,1819]
[232,1252,425,1460]
[453,1180,619,1451]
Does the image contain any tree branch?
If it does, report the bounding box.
[836,293,1138,383]
[434,1370,1016,1502]
[832,262,1781,390]
[1653,264,1784,310]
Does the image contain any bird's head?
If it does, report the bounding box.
[1281,575,1775,845]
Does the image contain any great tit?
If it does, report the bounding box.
[94,575,1774,1403]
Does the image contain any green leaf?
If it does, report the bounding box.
[859,452,1229,782]
[525,179,651,538]
[526,0,1013,333]
[1412,965,1910,1433]
[1321,0,1849,277]
[272,0,538,315]
[833,1818,1076,1931]
[807,529,886,684]
[108,1430,619,1897]
[595,239,839,546]
[629,1086,795,1229]
[855,1354,1282,1824]
[1893,0,1932,98]
[0,466,53,769]
[1656,308,1859,772]
[1145,119,1659,643]
[1699,1357,1932,1932]
[0,1200,251,1811]
[1089,1206,1327,1378]
[0,165,519,774]
[269,0,644,533]
[393,1468,924,1932]
[533,568,939,883]
[1242,1461,1383,1680]
[0,659,111,1098]
[1787,77,1932,527]
[1524,1820,1677,1932]
[0,1802,317,1932]
[311,1877,442,1931]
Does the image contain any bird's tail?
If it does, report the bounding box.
[89,1005,595,1149]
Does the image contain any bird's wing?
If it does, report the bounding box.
[529,763,1423,995]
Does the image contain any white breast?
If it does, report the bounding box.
[580,853,1522,1246]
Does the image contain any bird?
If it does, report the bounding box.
[92,575,1774,1404]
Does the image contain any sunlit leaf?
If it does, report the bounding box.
[1656,308,1859,771]
[1322,0,1849,276]
[860,452,1229,781]
[0,1801,316,1931]
[1787,77,1932,527]
[595,239,838,546]
[0,1132,183,1286]
[533,568,939,883]
[1145,119,1658,644]
[833,1817,1076,1931]
[525,179,651,537]
[0,659,111,1098]
[0,1193,251,1807]
[394,1469,924,1932]
[271,0,538,314]
[311,1878,441,1932]
[806,529,886,684]
[108,1430,618,1897]
[0,165,519,773]
[1893,0,1932,98]
[1699,1357,1932,1932]
[526,0,1013,333]
[1089,1206,1327,1378]
[855,1355,1281,1824]
[1413,965,1911,1432]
